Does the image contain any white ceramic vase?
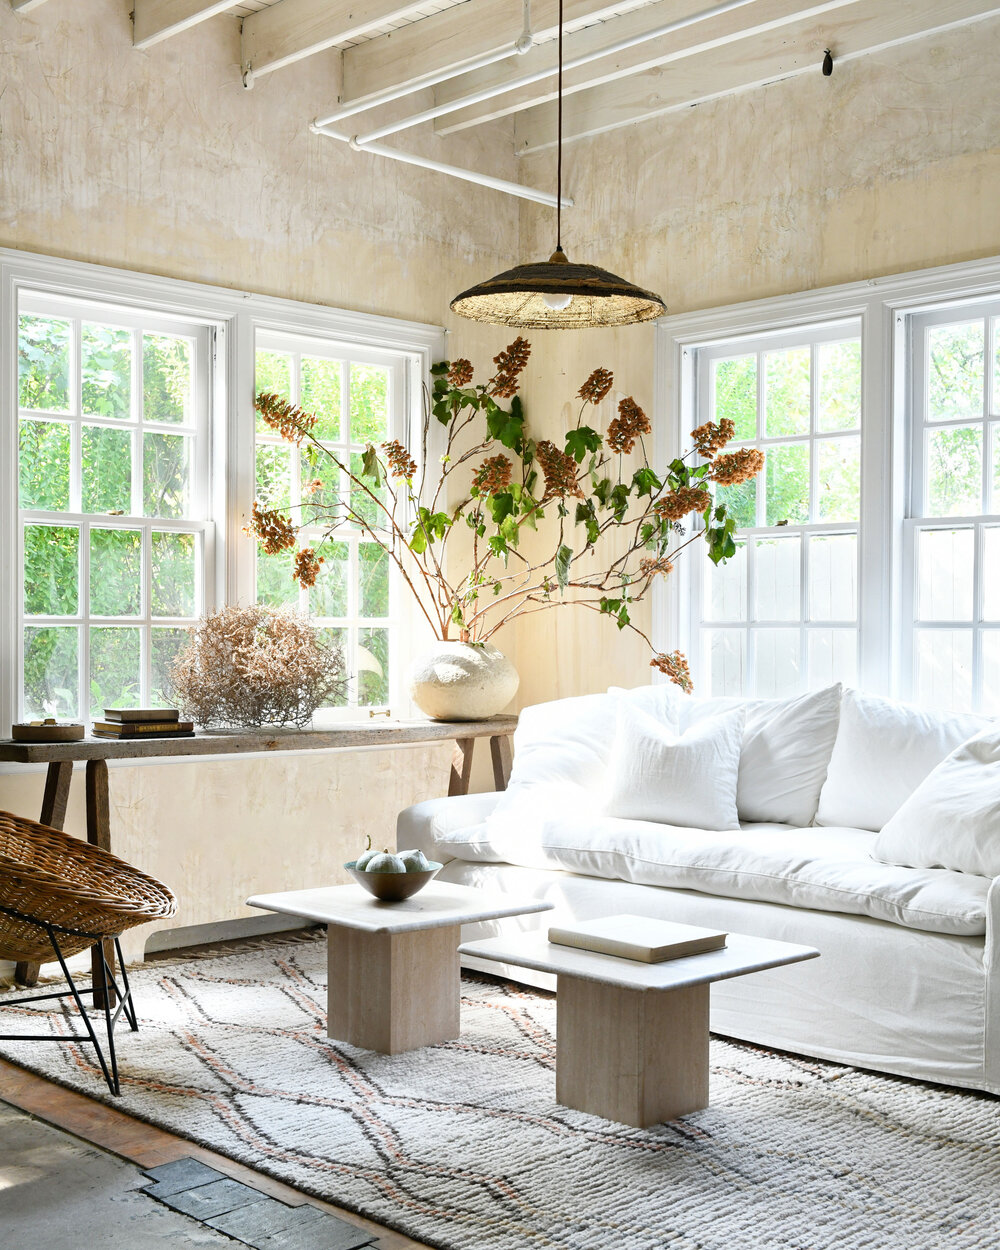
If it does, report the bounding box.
[408,641,519,721]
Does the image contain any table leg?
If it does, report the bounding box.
[326,922,461,1054]
[15,761,75,987]
[86,760,117,1010]
[555,976,710,1127]
[448,737,475,796]
[489,734,513,790]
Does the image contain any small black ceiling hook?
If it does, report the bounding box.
[822,49,834,76]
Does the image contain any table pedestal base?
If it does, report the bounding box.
[556,976,710,1127]
[327,922,461,1054]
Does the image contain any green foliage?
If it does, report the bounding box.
[486,394,525,451]
[18,315,70,412]
[564,426,602,464]
[351,363,389,443]
[143,333,191,424]
[555,544,573,589]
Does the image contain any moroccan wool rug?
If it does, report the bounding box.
[1,935,997,1250]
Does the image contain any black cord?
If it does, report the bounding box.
[556,0,564,250]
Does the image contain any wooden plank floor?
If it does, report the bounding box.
[0,1057,433,1249]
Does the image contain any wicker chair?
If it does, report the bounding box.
[0,810,176,1095]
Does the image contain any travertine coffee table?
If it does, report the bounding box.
[248,883,552,1054]
[459,930,819,1126]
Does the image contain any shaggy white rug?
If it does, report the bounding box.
[1,935,998,1250]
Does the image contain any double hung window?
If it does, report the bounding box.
[692,322,862,697]
[16,293,210,720]
[253,333,404,711]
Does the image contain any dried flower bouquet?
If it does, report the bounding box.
[248,340,762,692]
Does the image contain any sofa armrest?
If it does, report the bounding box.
[397,792,502,864]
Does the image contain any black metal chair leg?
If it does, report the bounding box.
[96,945,121,1095]
[114,938,139,1032]
[48,928,119,1096]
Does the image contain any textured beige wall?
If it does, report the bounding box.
[0,0,515,950]
[512,17,1000,706]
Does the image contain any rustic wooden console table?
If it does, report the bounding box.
[0,716,517,997]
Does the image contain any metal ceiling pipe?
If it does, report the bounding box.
[352,0,778,145]
[310,122,574,208]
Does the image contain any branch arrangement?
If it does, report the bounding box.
[247,340,763,692]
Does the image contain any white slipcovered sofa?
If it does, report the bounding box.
[398,683,1000,1094]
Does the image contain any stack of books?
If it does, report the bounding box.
[91,708,195,740]
[548,915,728,963]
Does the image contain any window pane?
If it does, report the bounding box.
[764,346,810,437]
[752,628,801,698]
[714,476,756,529]
[90,626,142,717]
[151,531,196,617]
[817,436,860,522]
[300,447,340,514]
[90,528,142,617]
[144,431,191,518]
[350,364,389,443]
[358,627,389,706]
[82,425,132,514]
[143,333,192,424]
[82,322,131,419]
[981,632,1000,715]
[255,444,292,510]
[712,356,756,441]
[311,540,348,617]
[18,314,70,412]
[704,540,746,622]
[255,349,292,435]
[19,419,71,511]
[991,422,1000,513]
[302,356,342,441]
[927,321,984,422]
[256,549,299,607]
[151,627,188,706]
[765,442,810,525]
[994,318,1000,414]
[317,627,349,707]
[23,625,78,719]
[703,629,745,696]
[926,425,982,516]
[808,628,858,687]
[818,339,861,432]
[360,542,389,618]
[350,450,387,529]
[983,528,1000,620]
[917,527,974,621]
[808,533,857,621]
[754,535,800,622]
[24,524,79,616]
[915,629,972,712]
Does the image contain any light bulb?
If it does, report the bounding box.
[543,292,573,311]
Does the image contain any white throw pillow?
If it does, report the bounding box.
[872,728,1000,877]
[604,703,745,830]
[815,689,991,831]
[684,686,842,826]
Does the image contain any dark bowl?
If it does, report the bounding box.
[345,861,443,902]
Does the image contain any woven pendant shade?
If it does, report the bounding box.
[450,250,666,328]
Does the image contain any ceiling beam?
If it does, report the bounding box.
[514,0,1000,152]
[133,0,242,48]
[340,0,652,108]
[241,0,432,79]
[11,0,53,11]
[434,0,856,135]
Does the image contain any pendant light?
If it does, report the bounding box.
[450,0,666,329]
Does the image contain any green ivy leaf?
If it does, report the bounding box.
[555,543,573,590]
[361,445,383,486]
[575,499,601,545]
[632,466,662,498]
[564,426,602,464]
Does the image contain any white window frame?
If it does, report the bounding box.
[15,290,214,721]
[655,251,1000,708]
[1,246,444,736]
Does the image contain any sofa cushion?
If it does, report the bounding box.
[604,704,744,830]
[815,690,990,831]
[872,728,1000,877]
[436,814,990,937]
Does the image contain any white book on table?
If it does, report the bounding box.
[548,914,728,964]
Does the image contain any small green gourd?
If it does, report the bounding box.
[398,848,431,873]
[354,834,378,871]
[366,848,405,873]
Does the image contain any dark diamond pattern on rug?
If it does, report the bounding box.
[141,1157,377,1249]
[2,937,998,1250]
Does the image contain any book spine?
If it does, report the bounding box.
[93,721,193,734]
[103,710,180,722]
[92,730,195,740]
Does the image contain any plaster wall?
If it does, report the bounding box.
[0,0,516,950]
[512,16,1000,707]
